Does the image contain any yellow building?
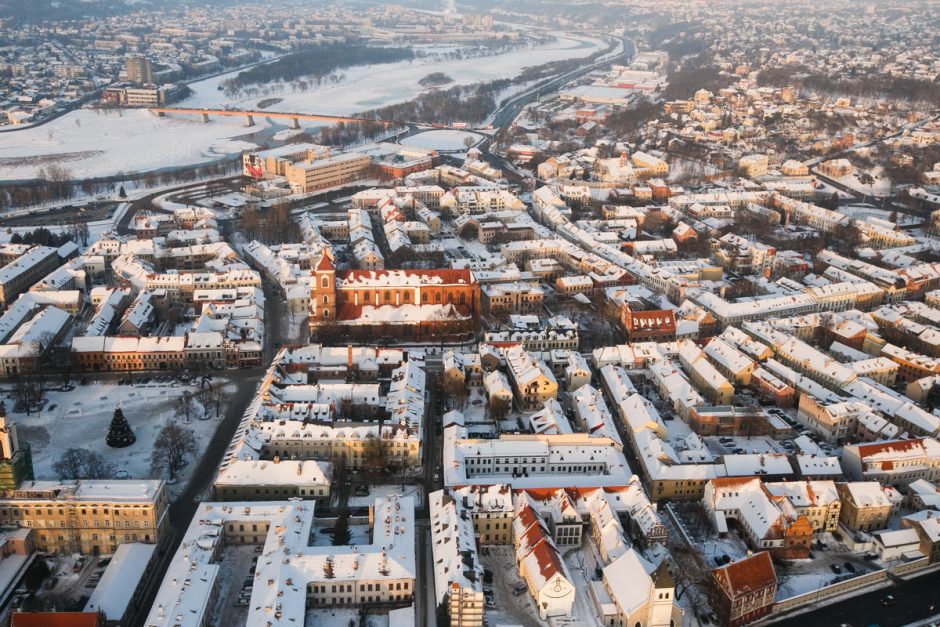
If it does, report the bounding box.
[837,482,896,532]
[0,479,168,554]
[212,459,331,501]
[285,152,371,193]
[739,154,769,178]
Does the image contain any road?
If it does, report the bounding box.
[773,569,940,627]
[125,248,296,626]
[489,35,636,131]
[124,366,264,627]
[121,29,634,625]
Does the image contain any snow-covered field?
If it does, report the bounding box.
[182,33,604,115]
[401,129,482,151]
[11,379,232,493]
[0,109,259,181]
[0,33,603,181]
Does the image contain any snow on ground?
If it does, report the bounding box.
[703,435,788,457]
[401,130,482,151]
[182,33,604,115]
[838,203,920,225]
[212,544,256,627]
[564,551,604,627]
[311,524,371,548]
[347,484,423,508]
[481,545,544,627]
[836,169,892,198]
[10,378,233,494]
[306,608,390,627]
[0,33,603,181]
[0,108,260,181]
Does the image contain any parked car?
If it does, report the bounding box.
[844,562,856,573]
[830,564,842,574]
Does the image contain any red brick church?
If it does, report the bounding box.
[309,252,480,341]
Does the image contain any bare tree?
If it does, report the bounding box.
[53,448,116,480]
[150,421,198,482]
[174,390,196,423]
[206,383,226,419]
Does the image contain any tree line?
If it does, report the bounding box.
[758,64,940,104]
[0,159,240,210]
[223,43,414,93]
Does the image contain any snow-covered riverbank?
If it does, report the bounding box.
[0,33,603,181]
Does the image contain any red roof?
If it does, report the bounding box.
[314,253,334,272]
[339,268,474,286]
[713,551,776,597]
[709,476,761,489]
[528,535,566,584]
[855,438,923,460]
[516,503,541,531]
[12,613,102,627]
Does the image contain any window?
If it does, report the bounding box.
[321,276,329,288]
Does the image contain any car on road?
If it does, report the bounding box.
[830,564,842,574]
[844,562,856,573]
[880,595,895,606]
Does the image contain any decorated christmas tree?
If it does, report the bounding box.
[106,407,136,448]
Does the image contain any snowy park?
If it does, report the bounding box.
[9,377,234,493]
[401,129,483,151]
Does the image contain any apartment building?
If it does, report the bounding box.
[429,490,484,627]
[0,479,168,554]
[842,438,940,485]
[710,552,777,627]
[836,481,899,532]
[503,344,559,411]
[212,459,331,502]
[0,246,70,310]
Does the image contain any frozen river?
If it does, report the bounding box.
[0,32,604,181]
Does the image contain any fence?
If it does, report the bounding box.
[892,556,932,576]
[771,569,887,614]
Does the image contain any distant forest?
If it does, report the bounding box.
[758,64,940,104]
[223,43,414,91]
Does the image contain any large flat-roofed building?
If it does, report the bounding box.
[0,479,168,554]
[212,458,331,501]
[285,152,371,193]
[125,55,152,84]
[145,496,415,627]
[0,245,69,310]
[242,143,330,178]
